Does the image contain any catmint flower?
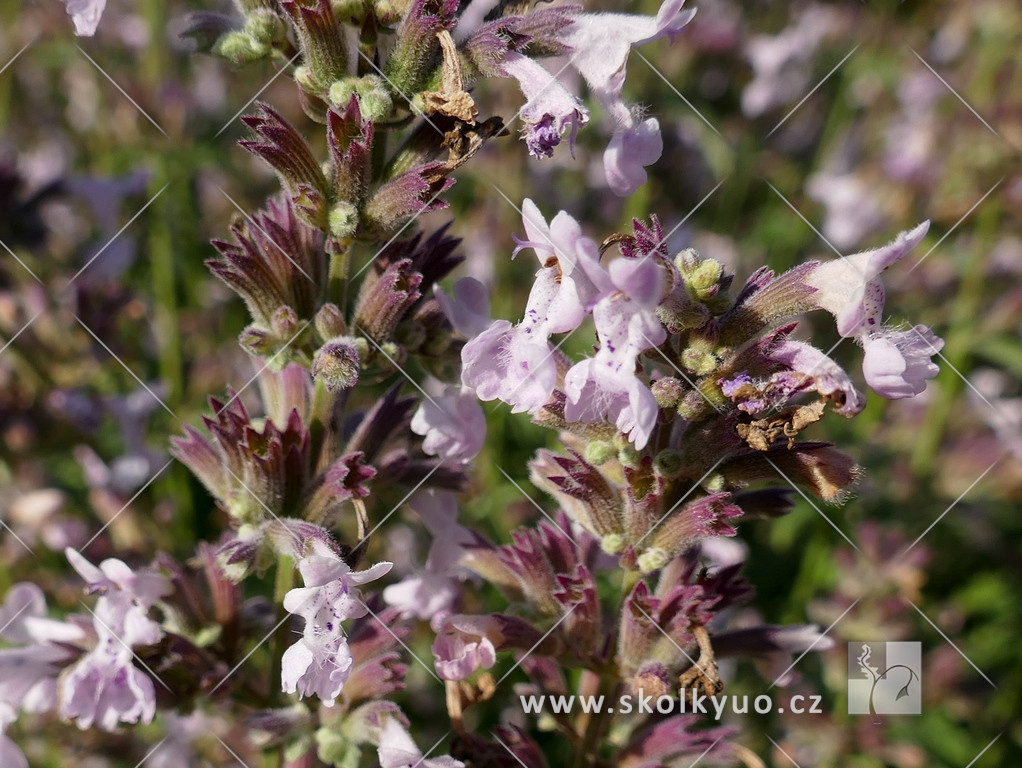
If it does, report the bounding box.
[563,257,667,449]
[498,52,589,159]
[0,703,27,768]
[804,221,944,398]
[714,623,835,687]
[65,548,171,608]
[61,0,106,36]
[462,201,607,413]
[721,337,865,416]
[431,615,497,681]
[281,555,392,706]
[59,609,160,730]
[434,277,491,338]
[383,490,474,628]
[0,584,80,714]
[565,0,696,194]
[804,221,929,338]
[603,117,664,199]
[377,717,464,768]
[861,325,944,399]
[59,550,170,731]
[411,387,486,463]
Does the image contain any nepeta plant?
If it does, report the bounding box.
[5,0,944,765]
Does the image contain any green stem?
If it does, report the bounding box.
[327,241,352,309]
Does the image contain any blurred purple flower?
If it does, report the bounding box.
[61,0,107,36]
[0,704,27,768]
[383,490,474,628]
[807,169,886,252]
[411,387,486,464]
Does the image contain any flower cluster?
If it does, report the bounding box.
[8,0,950,765]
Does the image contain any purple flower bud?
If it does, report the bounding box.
[313,337,361,391]
[361,163,454,236]
[328,97,373,207]
[240,106,329,225]
[353,259,423,342]
[384,0,459,94]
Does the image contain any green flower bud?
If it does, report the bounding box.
[637,548,671,574]
[214,31,269,64]
[585,440,618,466]
[601,533,627,555]
[618,443,642,469]
[654,449,685,479]
[681,346,717,376]
[651,377,684,409]
[328,200,359,239]
[705,473,726,493]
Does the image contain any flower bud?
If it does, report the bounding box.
[600,533,626,555]
[314,302,347,340]
[312,337,361,391]
[681,337,719,376]
[215,30,270,63]
[637,547,670,574]
[328,200,358,239]
[651,377,684,409]
[654,449,685,480]
[271,305,301,338]
[239,324,275,356]
[584,440,617,466]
